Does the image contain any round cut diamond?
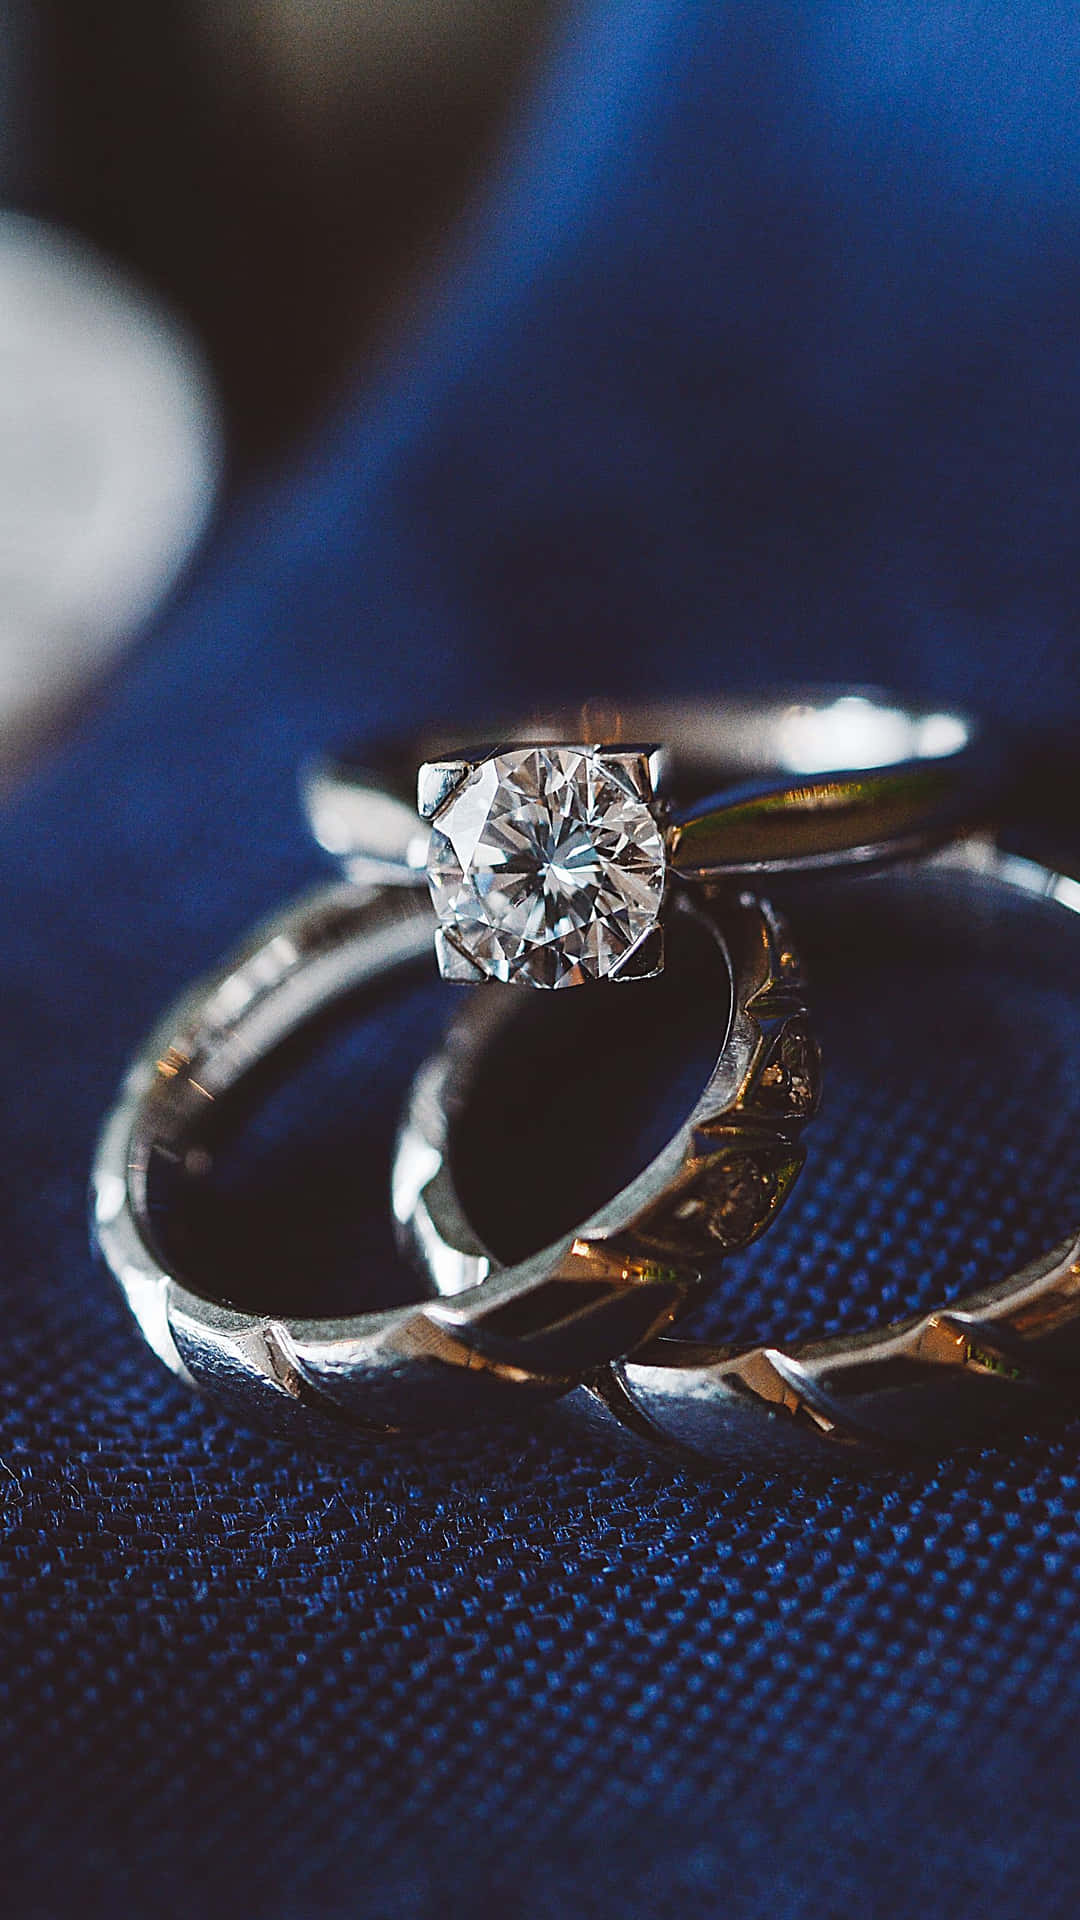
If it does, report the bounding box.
[426,746,666,988]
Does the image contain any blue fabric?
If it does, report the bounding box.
[4,3,1080,1913]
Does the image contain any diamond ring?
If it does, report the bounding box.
[392,835,1080,1469]
[304,689,990,988]
[91,875,819,1442]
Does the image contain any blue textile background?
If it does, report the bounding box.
[4,3,1080,1914]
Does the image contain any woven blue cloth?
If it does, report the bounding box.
[4,4,1080,1914]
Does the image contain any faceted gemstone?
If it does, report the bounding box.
[426,746,666,988]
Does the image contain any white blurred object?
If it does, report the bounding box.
[0,214,221,768]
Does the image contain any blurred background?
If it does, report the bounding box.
[0,0,559,775]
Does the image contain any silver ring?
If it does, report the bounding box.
[90,880,818,1441]
[304,688,989,989]
[394,837,1080,1469]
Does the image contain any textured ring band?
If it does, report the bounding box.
[304,689,989,990]
[91,881,818,1441]
[395,838,1080,1469]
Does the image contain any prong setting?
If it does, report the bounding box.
[433,926,487,982]
[608,923,665,983]
[595,743,667,803]
[417,759,477,821]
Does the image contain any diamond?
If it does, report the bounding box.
[425,746,666,988]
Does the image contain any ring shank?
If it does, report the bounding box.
[92,883,815,1441]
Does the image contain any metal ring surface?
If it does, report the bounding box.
[303,687,990,890]
[397,838,1080,1469]
[91,881,818,1442]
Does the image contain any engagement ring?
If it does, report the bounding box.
[305,690,987,989]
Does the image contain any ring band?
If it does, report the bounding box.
[303,689,989,990]
[91,882,818,1440]
[394,837,1080,1468]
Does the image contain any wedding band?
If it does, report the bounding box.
[395,837,1080,1468]
[303,689,989,989]
[91,880,818,1441]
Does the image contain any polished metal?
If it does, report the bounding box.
[91,880,818,1440]
[398,838,1080,1468]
